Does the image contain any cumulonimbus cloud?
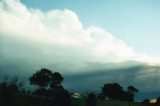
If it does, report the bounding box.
[0,0,160,94]
[1,0,160,67]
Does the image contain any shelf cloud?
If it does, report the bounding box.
[0,0,160,94]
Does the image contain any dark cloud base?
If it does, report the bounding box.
[1,61,159,101]
[63,63,160,101]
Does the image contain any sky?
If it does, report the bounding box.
[21,0,160,57]
[0,0,160,100]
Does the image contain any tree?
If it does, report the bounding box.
[50,72,64,90]
[85,92,97,106]
[101,83,125,100]
[125,85,139,102]
[29,68,64,97]
[53,88,71,106]
[29,68,53,88]
[0,75,23,106]
[48,72,70,106]
[128,86,139,93]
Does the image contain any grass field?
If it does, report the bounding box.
[5,93,146,106]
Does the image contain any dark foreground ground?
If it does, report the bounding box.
[1,93,147,106]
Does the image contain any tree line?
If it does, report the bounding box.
[0,68,160,106]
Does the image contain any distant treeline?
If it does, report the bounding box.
[0,68,160,106]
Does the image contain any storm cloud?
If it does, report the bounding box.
[0,0,160,98]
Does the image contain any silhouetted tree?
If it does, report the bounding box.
[85,92,97,106]
[9,75,23,92]
[101,83,125,100]
[0,80,11,106]
[29,68,53,88]
[125,85,139,102]
[48,72,71,106]
[50,72,63,90]
[33,87,53,97]
[52,82,71,106]
[128,86,139,93]
[0,75,23,106]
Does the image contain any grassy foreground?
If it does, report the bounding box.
[72,99,145,106]
[8,93,145,106]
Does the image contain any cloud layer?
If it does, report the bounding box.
[0,0,160,96]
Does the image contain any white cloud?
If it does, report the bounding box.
[1,0,160,95]
[0,0,160,73]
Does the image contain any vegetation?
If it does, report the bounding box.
[0,68,160,106]
[29,68,53,88]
